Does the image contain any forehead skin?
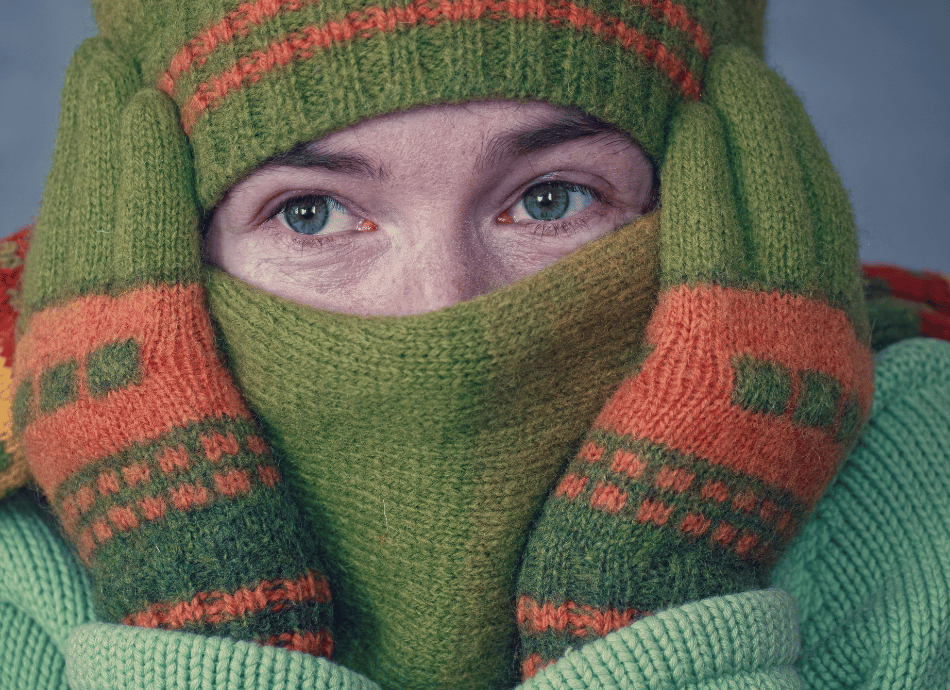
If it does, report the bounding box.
[205,100,655,316]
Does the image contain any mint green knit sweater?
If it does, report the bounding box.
[2,337,949,689]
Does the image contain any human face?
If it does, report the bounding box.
[204,101,655,316]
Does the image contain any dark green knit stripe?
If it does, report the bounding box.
[183,3,703,207]
[12,377,33,436]
[731,355,792,416]
[793,370,842,430]
[26,339,143,425]
[518,497,765,610]
[53,415,264,503]
[172,601,334,642]
[584,428,807,540]
[836,392,862,444]
[52,416,276,545]
[88,487,320,622]
[553,473,787,568]
[520,630,585,676]
[38,360,78,413]
[732,355,857,436]
[86,338,142,398]
[169,0,708,98]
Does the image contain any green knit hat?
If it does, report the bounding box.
[91,0,765,210]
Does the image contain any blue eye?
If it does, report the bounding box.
[514,183,595,222]
[279,195,348,235]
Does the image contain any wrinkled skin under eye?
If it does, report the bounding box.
[280,195,348,235]
[511,182,595,222]
[204,100,657,316]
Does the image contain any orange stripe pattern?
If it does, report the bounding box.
[161,0,708,133]
[517,284,872,679]
[124,571,331,629]
[517,595,649,638]
[595,284,874,507]
[17,284,334,658]
[558,439,801,563]
[54,426,281,563]
[159,0,710,99]
[15,284,252,497]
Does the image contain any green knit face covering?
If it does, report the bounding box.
[204,211,660,689]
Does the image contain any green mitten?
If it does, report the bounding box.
[516,44,875,679]
[13,37,333,656]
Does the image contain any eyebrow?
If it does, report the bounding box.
[259,110,633,179]
[263,142,389,180]
[480,111,635,169]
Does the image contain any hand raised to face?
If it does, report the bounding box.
[204,101,655,316]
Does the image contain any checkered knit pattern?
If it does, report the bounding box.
[515,44,874,678]
[14,40,333,656]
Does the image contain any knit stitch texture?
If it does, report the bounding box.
[89,0,766,209]
[14,39,334,655]
[2,336,948,689]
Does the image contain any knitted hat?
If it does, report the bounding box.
[90,0,765,211]
[14,0,875,688]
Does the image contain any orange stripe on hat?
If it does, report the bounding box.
[175,0,705,133]
[159,0,710,99]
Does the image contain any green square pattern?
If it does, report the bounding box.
[39,361,79,413]
[87,339,142,398]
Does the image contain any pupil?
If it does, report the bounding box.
[523,183,570,221]
[285,196,330,235]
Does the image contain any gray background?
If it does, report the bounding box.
[1,1,948,271]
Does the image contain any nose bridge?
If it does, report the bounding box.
[397,214,487,314]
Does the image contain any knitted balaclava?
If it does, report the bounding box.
[14,0,874,689]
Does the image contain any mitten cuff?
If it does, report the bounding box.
[65,623,380,690]
[518,589,801,690]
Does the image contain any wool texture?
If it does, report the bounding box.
[863,264,950,351]
[4,338,950,689]
[14,40,333,656]
[514,44,873,679]
[0,228,29,500]
[87,0,767,211]
[14,0,877,688]
[205,212,660,689]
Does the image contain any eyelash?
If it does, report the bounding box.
[265,194,357,249]
[500,182,604,237]
[263,180,606,248]
[523,214,593,237]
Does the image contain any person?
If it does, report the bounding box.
[1,0,949,688]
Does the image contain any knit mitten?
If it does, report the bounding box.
[862,264,950,351]
[516,44,875,679]
[13,38,333,656]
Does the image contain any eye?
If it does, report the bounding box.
[278,194,349,235]
[508,182,596,223]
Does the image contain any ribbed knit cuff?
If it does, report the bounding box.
[65,623,381,690]
[518,589,802,690]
